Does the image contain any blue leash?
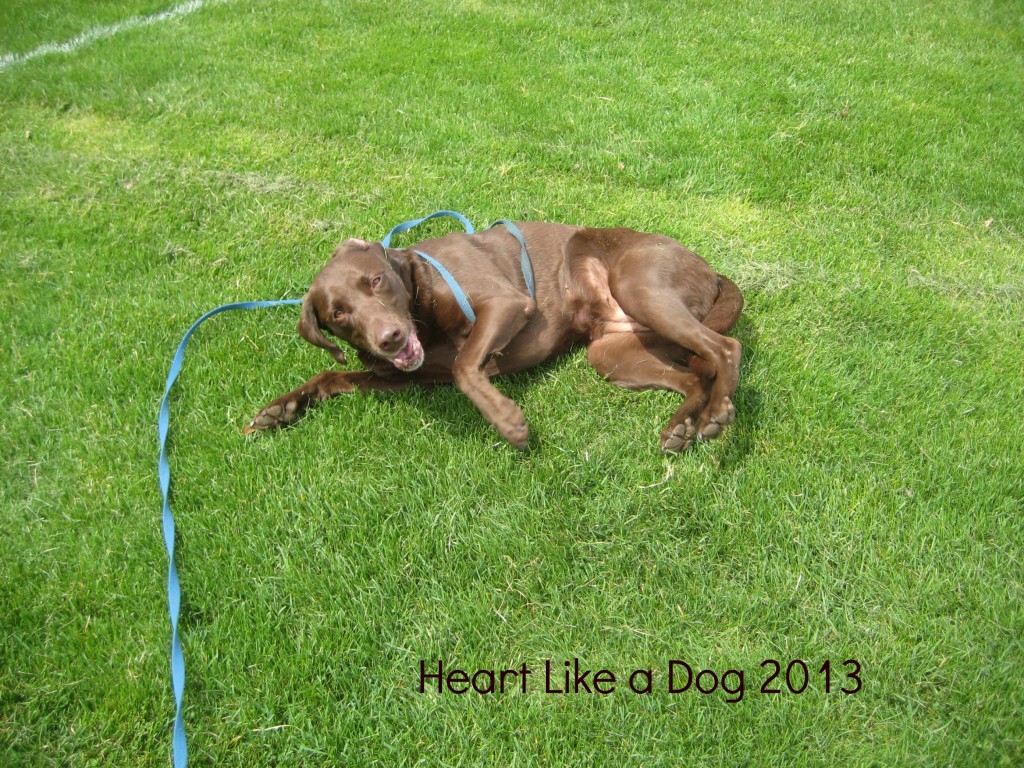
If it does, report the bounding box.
[160,212,533,767]
[380,209,476,245]
[159,300,301,768]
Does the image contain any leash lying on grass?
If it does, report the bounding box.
[157,211,481,767]
[158,300,300,768]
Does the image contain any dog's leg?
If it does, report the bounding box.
[586,332,711,452]
[244,370,412,433]
[609,282,740,443]
[451,297,535,449]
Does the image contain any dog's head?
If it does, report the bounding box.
[298,239,425,371]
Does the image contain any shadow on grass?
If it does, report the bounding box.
[716,310,764,470]
[297,311,765,465]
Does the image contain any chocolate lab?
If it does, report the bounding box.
[246,222,743,451]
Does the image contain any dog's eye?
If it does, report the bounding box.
[333,310,349,322]
[370,274,383,289]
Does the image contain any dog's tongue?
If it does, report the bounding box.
[392,332,424,371]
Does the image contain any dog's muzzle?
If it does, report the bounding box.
[391,332,424,371]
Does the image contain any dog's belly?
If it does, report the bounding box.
[600,305,649,336]
[494,316,581,374]
[567,258,651,340]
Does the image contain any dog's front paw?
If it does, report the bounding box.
[493,402,529,450]
[243,393,307,434]
[502,420,529,451]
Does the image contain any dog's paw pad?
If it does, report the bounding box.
[699,421,723,440]
[244,401,298,433]
[661,417,696,452]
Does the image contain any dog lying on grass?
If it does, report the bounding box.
[246,222,742,452]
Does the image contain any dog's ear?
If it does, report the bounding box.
[297,295,347,365]
[383,247,416,294]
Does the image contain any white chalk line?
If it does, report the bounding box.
[0,0,217,73]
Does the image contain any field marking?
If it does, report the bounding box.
[0,0,218,73]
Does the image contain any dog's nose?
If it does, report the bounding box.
[378,324,404,353]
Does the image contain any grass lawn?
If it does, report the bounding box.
[2,0,1022,765]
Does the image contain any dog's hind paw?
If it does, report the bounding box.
[662,396,737,452]
[661,417,697,452]
[696,397,735,441]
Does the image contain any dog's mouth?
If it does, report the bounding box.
[390,332,424,371]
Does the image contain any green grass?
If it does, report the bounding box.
[2,0,1022,765]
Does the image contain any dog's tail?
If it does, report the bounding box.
[702,275,744,334]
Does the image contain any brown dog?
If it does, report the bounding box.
[246,222,743,451]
